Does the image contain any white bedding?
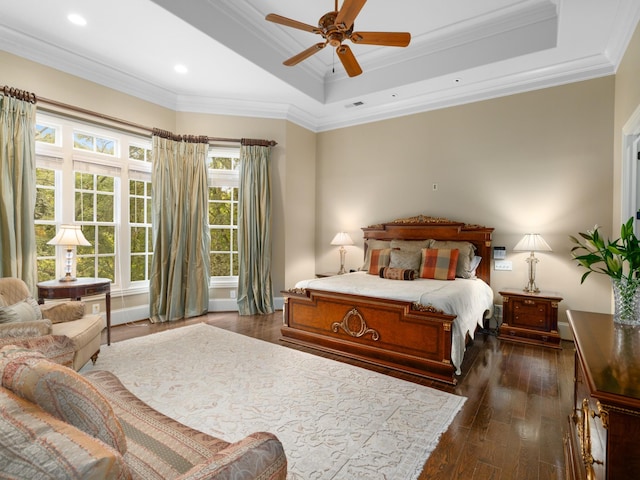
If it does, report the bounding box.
[295,271,494,374]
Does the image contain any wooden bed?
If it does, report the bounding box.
[281,215,494,385]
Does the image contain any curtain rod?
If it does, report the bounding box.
[2,85,277,146]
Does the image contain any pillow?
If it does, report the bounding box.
[0,388,129,480]
[40,301,86,324]
[379,267,416,281]
[361,239,392,271]
[0,297,43,324]
[390,239,432,252]
[368,248,391,275]
[468,256,482,277]
[389,249,422,272]
[0,345,127,455]
[419,248,460,280]
[430,240,476,278]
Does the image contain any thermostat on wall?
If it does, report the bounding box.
[493,246,506,259]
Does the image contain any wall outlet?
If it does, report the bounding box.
[230,290,236,299]
[92,303,100,314]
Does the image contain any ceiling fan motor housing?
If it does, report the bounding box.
[319,12,352,46]
[265,0,410,77]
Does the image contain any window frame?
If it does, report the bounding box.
[207,147,240,288]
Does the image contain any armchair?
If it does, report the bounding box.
[0,277,105,370]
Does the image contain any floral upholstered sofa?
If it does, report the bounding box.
[0,345,287,479]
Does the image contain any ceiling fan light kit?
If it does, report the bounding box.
[266,0,411,77]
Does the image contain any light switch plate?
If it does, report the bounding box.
[494,260,513,271]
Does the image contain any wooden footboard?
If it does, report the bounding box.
[281,288,459,385]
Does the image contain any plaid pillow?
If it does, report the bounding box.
[368,248,391,275]
[419,248,459,280]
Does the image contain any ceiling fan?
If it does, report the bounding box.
[265,0,411,78]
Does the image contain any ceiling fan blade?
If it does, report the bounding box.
[336,44,363,77]
[266,13,319,33]
[283,43,326,66]
[350,31,411,47]
[335,0,366,31]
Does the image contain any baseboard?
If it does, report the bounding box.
[110,296,285,326]
[558,321,573,341]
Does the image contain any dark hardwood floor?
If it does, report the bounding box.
[102,312,574,480]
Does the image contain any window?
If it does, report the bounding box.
[74,171,117,279]
[34,167,58,281]
[73,130,116,156]
[208,149,240,278]
[129,178,152,282]
[34,113,151,292]
[34,113,236,290]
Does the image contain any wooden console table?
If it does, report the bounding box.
[565,310,640,479]
[37,278,112,345]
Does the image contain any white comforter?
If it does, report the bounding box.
[295,271,494,374]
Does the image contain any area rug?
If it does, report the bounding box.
[86,323,465,480]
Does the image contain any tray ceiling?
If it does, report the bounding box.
[0,0,638,131]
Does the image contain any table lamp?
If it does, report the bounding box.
[47,225,91,282]
[330,232,354,275]
[513,233,552,293]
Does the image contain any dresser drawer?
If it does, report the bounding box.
[510,298,551,330]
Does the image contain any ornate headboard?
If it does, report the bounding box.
[362,215,494,284]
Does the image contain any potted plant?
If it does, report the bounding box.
[570,217,640,325]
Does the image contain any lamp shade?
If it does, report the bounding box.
[513,233,551,252]
[47,225,91,247]
[330,232,354,246]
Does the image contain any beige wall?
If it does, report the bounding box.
[0,51,176,132]
[282,122,317,288]
[316,77,616,334]
[613,22,640,228]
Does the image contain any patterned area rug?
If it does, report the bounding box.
[86,323,465,479]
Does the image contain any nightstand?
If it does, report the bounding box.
[499,289,562,349]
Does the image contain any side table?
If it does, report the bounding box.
[499,288,562,349]
[37,278,112,345]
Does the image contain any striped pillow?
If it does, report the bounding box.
[0,388,129,480]
[379,267,416,281]
[368,248,391,275]
[0,345,127,455]
[419,248,459,280]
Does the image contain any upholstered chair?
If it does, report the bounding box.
[0,277,105,370]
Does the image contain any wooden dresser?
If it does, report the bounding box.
[565,310,640,479]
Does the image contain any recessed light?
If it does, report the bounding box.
[67,13,87,26]
[174,64,188,74]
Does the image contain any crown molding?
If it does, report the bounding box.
[0,26,180,111]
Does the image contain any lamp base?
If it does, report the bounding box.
[337,246,347,275]
[58,274,77,282]
[523,253,540,293]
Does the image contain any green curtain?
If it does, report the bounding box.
[0,88,37,291]
[149,131,210,322]
[237,143,273,315]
